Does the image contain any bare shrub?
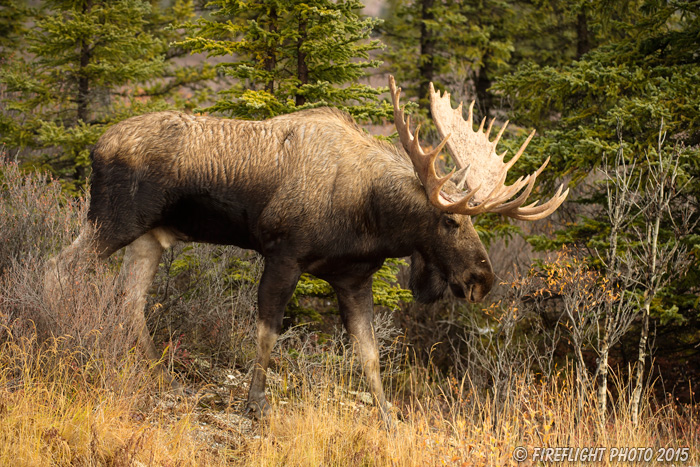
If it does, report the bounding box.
[458,300,539,416]
[3,244,137,356]
[448,247,628,426]
[507,249,619,416]
[623,132,697,426]
[0,161,81,274]
[0,160,150,393]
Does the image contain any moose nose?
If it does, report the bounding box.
[468,259,495,301]
[481,260,495,292]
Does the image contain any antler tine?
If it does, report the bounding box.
[493,121,509,148]
[389,76,414,151]
[454,167,470,190]
[506,184,570,221]
[485,119,495,139]
[478,156,566,220]
[487,158,550,213]
[503,130,536,173]
[490,154,548,203]
[484,174,533,210]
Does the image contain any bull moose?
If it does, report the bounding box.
[45,77,568,426]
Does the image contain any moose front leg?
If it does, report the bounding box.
[333,277,393,429]
[246,257,301,419]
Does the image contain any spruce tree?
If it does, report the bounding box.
[507,0,608,67]
[179,0,390,121]
[0,0,166,188]
[493,0,700,383]
[0,0,29,52]
[495,0,699,178]
[380,0,513,115]
[140,0,217,112]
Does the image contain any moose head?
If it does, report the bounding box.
[389,76,568,306]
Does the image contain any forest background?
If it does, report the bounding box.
[0,0,698,465]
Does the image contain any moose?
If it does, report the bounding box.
[45,77,567,426]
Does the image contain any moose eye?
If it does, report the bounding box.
[443,216,459,229]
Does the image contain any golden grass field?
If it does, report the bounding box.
[0,334,697,466]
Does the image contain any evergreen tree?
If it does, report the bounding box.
[493,0,700,375]
[178,0,390,121]
[0,0,166,188]
[495,0,699,181]
[0,0,29,52]
[508,0,598,67]
[380,0,513,115]
[140,0,217,112]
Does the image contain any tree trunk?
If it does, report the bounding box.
[264,6,277,94]
[574,344,590,416]
[576,8,590,58]
[475,66,492,119]
[631,212,660,426]
[597,212,619,422]
[418,0,435,110]
[596,328,610,420]
[630,300,650,426]
[76,0,93,123]
[74,0,93,181]
[295,14,308,107]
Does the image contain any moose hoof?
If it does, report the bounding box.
[380,411,396,432]
[244,398,271,420]
[171,383,195,397]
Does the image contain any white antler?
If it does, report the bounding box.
[429,83,569,220]
[389,75,568,221]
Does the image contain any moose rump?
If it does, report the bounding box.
[86,111,282,256]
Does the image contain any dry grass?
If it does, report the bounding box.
[1,158,697,466]
[0,335,696,466]
[0,337,227,466]
[246,359,699,467]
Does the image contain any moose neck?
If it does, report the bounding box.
[368,167,441,259]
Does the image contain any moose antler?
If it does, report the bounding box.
[389,76,568,221]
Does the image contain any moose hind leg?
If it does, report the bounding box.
[246,257,301,419]
[44,222,113,304]
[334,278,393,429]
[45,220,132,294]
[120,229,175,389]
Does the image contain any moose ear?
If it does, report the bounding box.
[409,251,447,304]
